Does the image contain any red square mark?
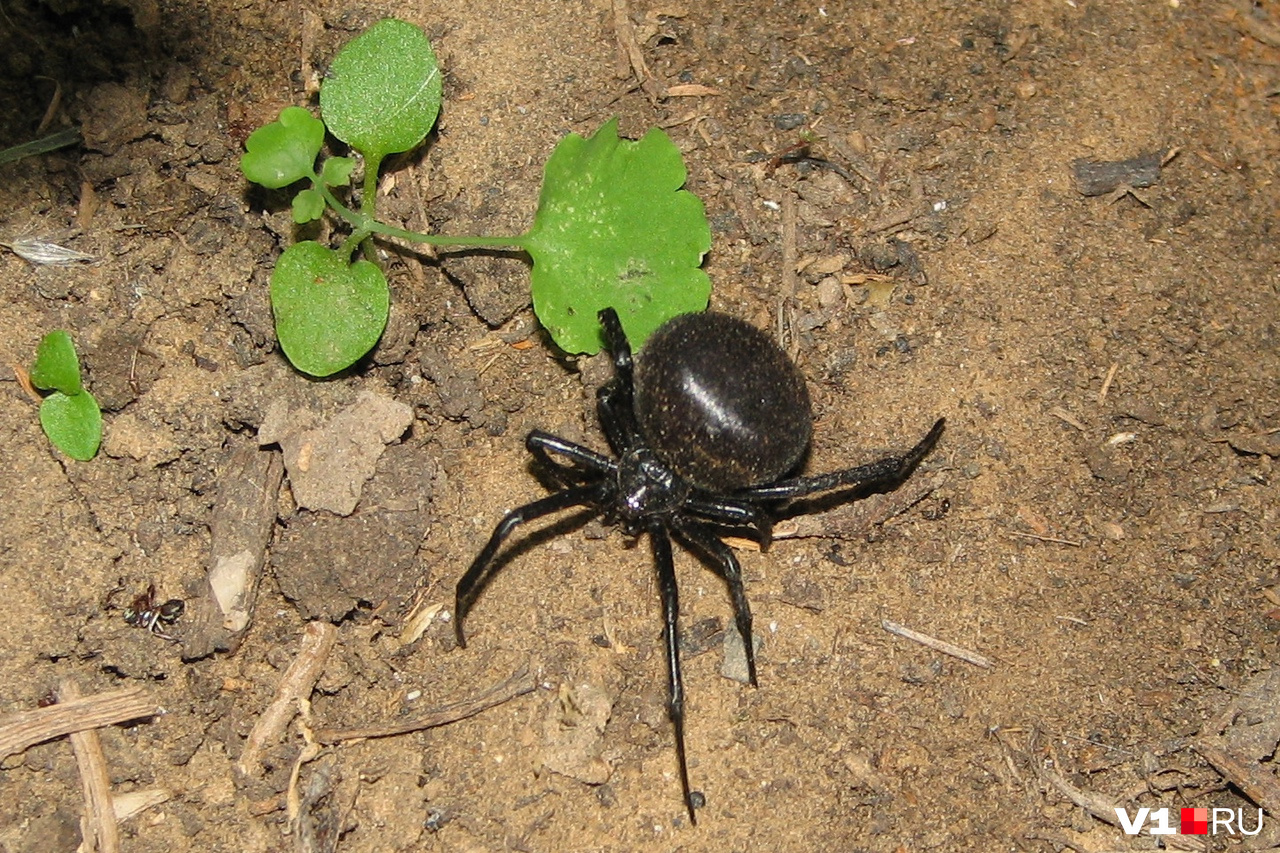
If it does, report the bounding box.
[1181,807,1208,835]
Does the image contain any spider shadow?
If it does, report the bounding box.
[771,477,923,524]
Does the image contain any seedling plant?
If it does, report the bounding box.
[26,330,102,461]
[241,18,713,376]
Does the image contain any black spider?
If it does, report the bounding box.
[455,307,944,823]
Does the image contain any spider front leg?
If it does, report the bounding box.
[526,430,617,486]
[648,517,699,825]
[455,483,608,647]
[596,307,640,454]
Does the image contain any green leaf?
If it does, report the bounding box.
[524,118,712,354]
[241,106,325,189]
[40,390,102,461]
[29,330,82,395]
[320,19,442,160]
[320,156,356,187]
[270,241,390,377]
[292,188,326,224]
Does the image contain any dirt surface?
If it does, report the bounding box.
[2,0,1280,850]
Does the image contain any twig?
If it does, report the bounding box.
[1039,764,1122,827]
[58,679,120,853]
[881,620,995,668]
[1007,529,1084,548]
[313,664,536,744]
[0,685,158,759]
[612,0,666,103]
[237,622,337,777]
[1098,362,1119,404]
[1048,406,1086,431]
[1224,0,1280,48]
[778,192,799,360]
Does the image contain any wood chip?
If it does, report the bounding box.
[1071,149,1166,197]
[182,443,283,660]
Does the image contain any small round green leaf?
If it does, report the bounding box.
[524,119,712,354]
[241,106,325,189]
[30,330,82,395]
[40,391,102,461]
[291,188,326,224]
[320,19,442,159]
[270,241,390,377]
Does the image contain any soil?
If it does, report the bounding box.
[2,0,1279,850]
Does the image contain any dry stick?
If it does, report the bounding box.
[0,685,158,759]
[612,0,665,103]
[58,679,120,853]
[1038,765,1123,829]
[778,192,799,360]
[1097,362,1119,404]
[313,664,536,744]
[881,620,995,669]
[1007,529,1084,548]
[1193,739,1280,814]
[1224,0,1280,48]
[237,622,338,777]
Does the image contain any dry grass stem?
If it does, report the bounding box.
[881,620,994,668]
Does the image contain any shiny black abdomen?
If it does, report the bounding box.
[634,312,812,492]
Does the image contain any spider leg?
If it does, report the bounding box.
[671,517,759,687]
[598,307,635,381]
[685,494,775,550]
[738,417,945,502]
[596,308,640,454]
[648,517,698,825]
[455,483,609,647]
[526,430,618,486]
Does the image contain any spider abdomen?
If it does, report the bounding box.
[634,312,813,492]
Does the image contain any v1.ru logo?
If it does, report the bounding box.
[1115,806,1262,836]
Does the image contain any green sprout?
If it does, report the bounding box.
[241,18,711,375]
[28,330,102,461]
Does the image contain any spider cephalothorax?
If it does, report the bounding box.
[455,306,944,823]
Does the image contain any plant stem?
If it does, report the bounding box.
[312,171,529,252]
[362,153,383,222]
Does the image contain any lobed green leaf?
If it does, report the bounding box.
[524,119,712,354]
[270,241,390,377]
[320,19,442,160]
[320,156,356,187]
[241,106,326,189]
[291,189,326,224]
